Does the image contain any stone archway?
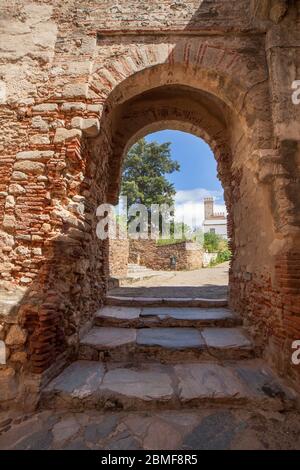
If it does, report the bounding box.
[0,2,299,410]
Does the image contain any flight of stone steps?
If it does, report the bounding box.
[40,296,297,412]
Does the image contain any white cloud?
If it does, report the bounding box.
[175,188,224,205]
[174,188,226,227]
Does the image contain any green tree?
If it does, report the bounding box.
[203,232,222,253]
[121,138,180,208]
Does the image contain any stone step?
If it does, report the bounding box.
[127,271,163,276]
[78,326,254,362]
[40,359,297,412]
[95,306,241,328]
[127,270,156,276]
[127,265,154,273]
[106,295,228,308]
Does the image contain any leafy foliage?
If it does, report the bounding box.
[121,138,180,208]
[204,232,231,266]
[203,232,222,253]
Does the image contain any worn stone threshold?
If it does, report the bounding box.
[40,359,297,412]
[106,295,228,308]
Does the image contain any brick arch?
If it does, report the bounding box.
[91,40,265,106]
[90,43,272,145]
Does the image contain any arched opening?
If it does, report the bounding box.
[107,128,230,300]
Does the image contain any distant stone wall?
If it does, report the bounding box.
[107,237,129,278]
[129,240,203,271]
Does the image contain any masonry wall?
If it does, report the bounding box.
[0,0,299,409]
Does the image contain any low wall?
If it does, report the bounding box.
[129,239,203,271]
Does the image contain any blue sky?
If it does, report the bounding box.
[145,130,226,225]
[146,130,223,198]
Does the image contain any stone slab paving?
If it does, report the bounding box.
[233,363,297,401]
[140,307,234,320]
[43,361,105,399]
[78,326,253,362]
[174,363,248,402]
[100,367,174,403]
[40,360,296,412]
[0,408,300,450]
[95,306,238,328]
[98,306,141,320]
[201,328,253,350]
[81,327,137,349]
[136,327,205,349]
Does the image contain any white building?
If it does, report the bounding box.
[202,197,227,239]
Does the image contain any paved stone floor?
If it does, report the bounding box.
[0,408,300,450]
[110,263,229,299]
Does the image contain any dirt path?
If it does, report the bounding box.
[109,262,229,299]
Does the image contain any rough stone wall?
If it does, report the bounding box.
[129,240,203,271]
[0,0,299,408]
[229,4,300,387]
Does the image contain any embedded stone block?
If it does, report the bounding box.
[32,103,58,112]
[5,196,15,209]
[53,128,82,143]
[11,171,28,181]
[13,161,45,175]
[61,102,86,112]
[71,117,100,137]
[3,215,16,231]
[8,184,25,195]
[63,83,89,99]
[16,150,54,161]
[5,325,27,346]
